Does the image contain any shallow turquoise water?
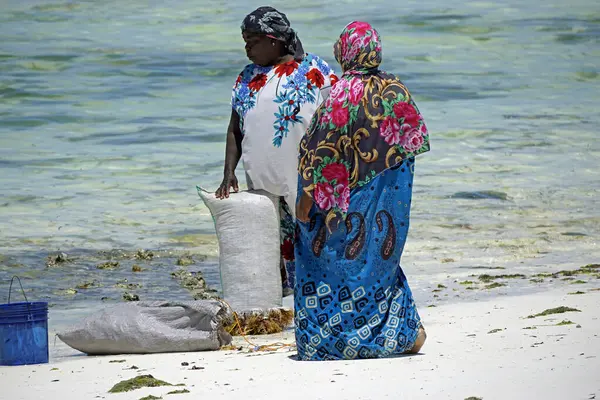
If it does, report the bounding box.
[1,0,599,310]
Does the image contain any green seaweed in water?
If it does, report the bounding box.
[76,280,99,289]
[108,375,172,393]
[176,256,194,266]
[140,396,162,400]
[437,284,447,289]
[571,280,586,284]
[55,288,77,296]
[171,269,218,300]
[568,291,586,295]
[465,397,483,400]
[135,249,154,260]
[167,389,190,395]
[523,326,537,330]
[488,328,503,334]
[459,280,475,285]
[123,292,140,302]
[527,306,581,319]
[97,261,119,270]
[46,252,70,267]
[116,279,143,290]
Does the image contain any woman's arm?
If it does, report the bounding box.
[215,110,242,199]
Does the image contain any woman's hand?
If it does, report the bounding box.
[215,172,239,199]
[296,191,313,223]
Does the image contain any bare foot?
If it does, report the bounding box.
[407,326,427,354]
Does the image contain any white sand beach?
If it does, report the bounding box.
[2,0,600,399]
[2,287,598,400]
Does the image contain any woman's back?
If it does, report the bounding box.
[294,21,429,361]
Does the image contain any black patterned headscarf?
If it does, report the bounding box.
[241,6,305,60]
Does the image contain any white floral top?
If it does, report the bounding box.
[231,54,338,214]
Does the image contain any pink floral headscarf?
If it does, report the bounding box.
[298,21,430,225]
[334,21,383,73]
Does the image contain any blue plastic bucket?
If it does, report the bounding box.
[0,277,49,366]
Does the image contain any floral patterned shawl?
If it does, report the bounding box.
[298,21,430,228]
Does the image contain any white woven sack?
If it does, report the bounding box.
[197,186,282,313]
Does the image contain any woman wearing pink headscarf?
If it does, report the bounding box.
[294,21,430,361]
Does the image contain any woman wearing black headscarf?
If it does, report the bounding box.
[215,7,338,295]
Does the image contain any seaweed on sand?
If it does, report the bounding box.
[167,389,190,394]
[534,264,600,279]
[485,282,506,289]
[526,306,581,319]
[108,375,172,393]
[478,274,526,283]
[556,320,574,326]
[557,264,599,276]
[224,308,294,336]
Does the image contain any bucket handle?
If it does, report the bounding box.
[8,276,29,304]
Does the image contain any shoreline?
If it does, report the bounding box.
[2,241,597,319]
[2,287,599,400]
[4,259,598,358]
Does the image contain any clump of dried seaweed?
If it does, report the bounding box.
[224,308,294,336]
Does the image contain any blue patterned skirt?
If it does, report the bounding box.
[294,158,421,361]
